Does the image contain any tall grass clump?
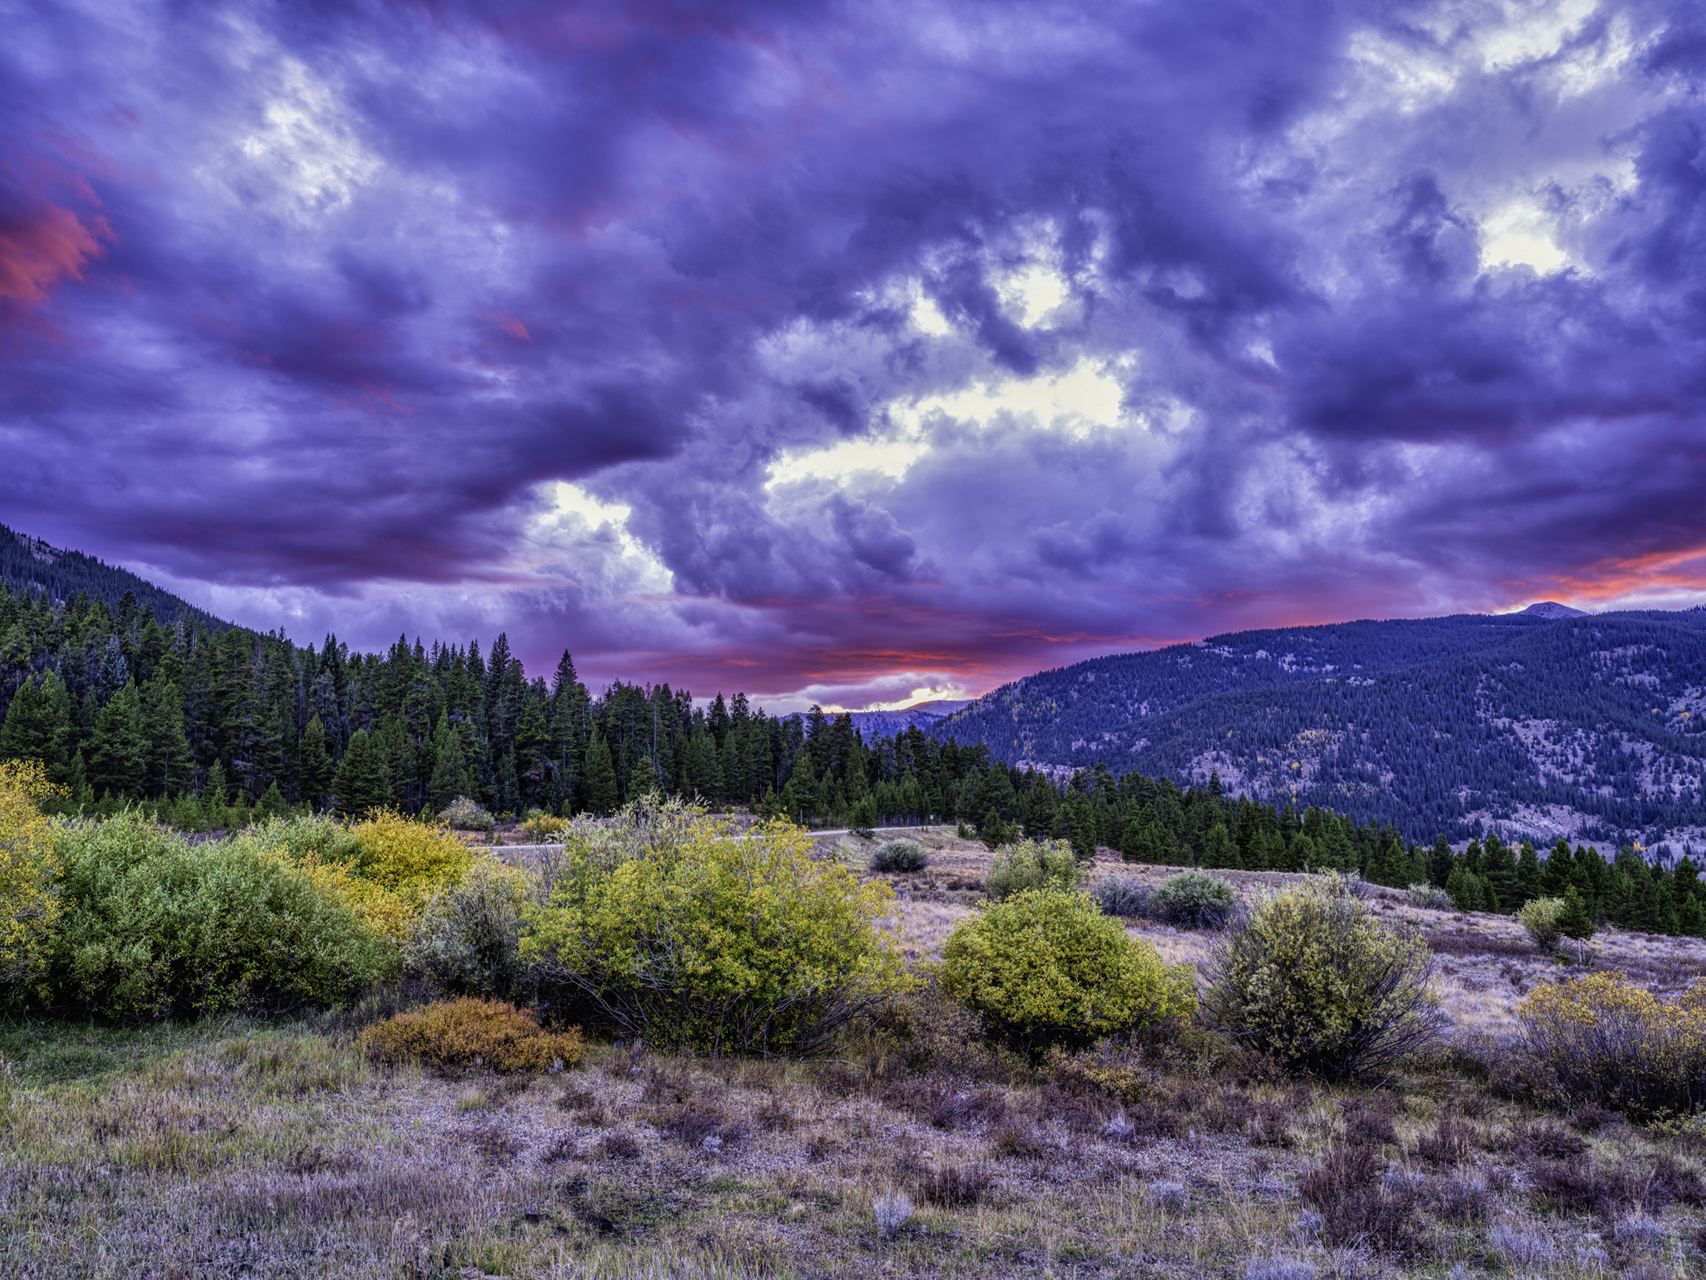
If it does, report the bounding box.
[1519,972,1706,1116]
[985,839,1079,901]
[1149,870,1239,929]
[1204,877,1442,1078]
[941,887,1196,1055]
[522,799,910,1055]
[45,811,394,1018]
[869,839,927,873]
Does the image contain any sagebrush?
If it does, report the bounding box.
[1205,878,1442,1078]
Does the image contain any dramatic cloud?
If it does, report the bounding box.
[4,0,1706,707]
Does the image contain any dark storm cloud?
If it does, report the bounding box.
[4,0,1706,705]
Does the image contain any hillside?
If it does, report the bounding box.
[931,609,1706,848]
[846,699,972,740]
[0,523,228,633]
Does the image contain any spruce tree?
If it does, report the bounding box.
[1514,843,1542,908]
[1201,822,1240,869]
[581,732,618,816]
[88,679,148,799]
[1428,834,1455,888]
[1557,886,1596,961]
[1482,836,1519,912]
[331,729,389,817]
[297,714,333,810]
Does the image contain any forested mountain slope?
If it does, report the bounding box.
[0,524,227,634]
[932,610,1706,848]
[847,699,971,740]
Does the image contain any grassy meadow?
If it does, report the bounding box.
[4,827,1706,1278]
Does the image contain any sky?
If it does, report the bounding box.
[4,0,1706,712]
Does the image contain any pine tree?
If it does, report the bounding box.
[581,732,618,816]
[298,714,333,811]
[1514,843,1542,909]
[1482,836,1519,913]
[257,780,287,820]
[141,675,193,797]
[1557,886,1596,961]
[1428,834,1455,888]
[88,679,148,799]
[202,758,231,828]
[331,729,389,817]
[1201,822,1240,869]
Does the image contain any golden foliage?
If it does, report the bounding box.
[1520,971,1706,1115]
[0,759,63,998]
[941,888,1197,1053]
[524,801,911,1055]
[362,997,584,1072]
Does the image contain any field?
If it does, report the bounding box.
[5,829,1706,1278]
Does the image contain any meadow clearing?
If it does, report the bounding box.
[3,827,1706,1279]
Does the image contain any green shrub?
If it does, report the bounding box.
[439,796,495,833]
[1408,882,1452,911]
[1518,897,1566,953]
[940,888,1196,1055]
[1519,972,1706,1116]
[522,804,910,1055]
[870,839,927,873]
[405,859,533,1000]
[1204,878,1442,1078]
[985,839,1079,901]
[1149,870,1239,929]
[46,812,394,1019]
[362,997,583,1072]
[1092,876,1149,918]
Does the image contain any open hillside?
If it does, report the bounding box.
[931,610,1706,849]
[0,523,227,635]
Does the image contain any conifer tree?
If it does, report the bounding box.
[88,679,147,799]
[331,729,388,817]
[298,713,333,811]
[1557,885,1596,960]
[1201,821,1240,869]
[581,732,618,816]
[1428,834,1455,887]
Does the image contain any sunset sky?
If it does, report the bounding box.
[5,0,1706,710]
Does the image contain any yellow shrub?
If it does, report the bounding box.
[0,760,62,999]
[237,812,478,946]
[349,810,474,905]
[941,888,1197,1054]
[1520,971,1706,1115]
[523,807,911,1055]
[362,997,584,1072]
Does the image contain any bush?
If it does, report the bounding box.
[1407,883,1451,911]
[0,760,62,1002]
[1518,897,1566,952]
[237,812,475,944]
[519,808,568,843]
[46,812,394,1018]
[1204,878,1442,1078]
[439,796,495,833]
[1150,870,1239,929]
[522,803,910,1055]
[362,997,583,1072]
[985,839,1079,901]
[1093,876,1149,918]
[1519,971,1706,1116]
[1297,1141,1418,1252]
[404,859,533,1000]
[940,888,1196,1055]
[870,839,927,873]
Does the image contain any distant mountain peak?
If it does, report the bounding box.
[1517,601,1588,619]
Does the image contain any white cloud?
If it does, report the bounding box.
[1480,199,1571,274]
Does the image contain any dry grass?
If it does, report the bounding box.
[11,833,1706,1275]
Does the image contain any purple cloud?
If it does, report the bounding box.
[3,0,1706,709]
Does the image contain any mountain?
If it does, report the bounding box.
[0,523,228,633]
[847,699,972,740]
[929,611,1706,849]
[1517,601,1588,619]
